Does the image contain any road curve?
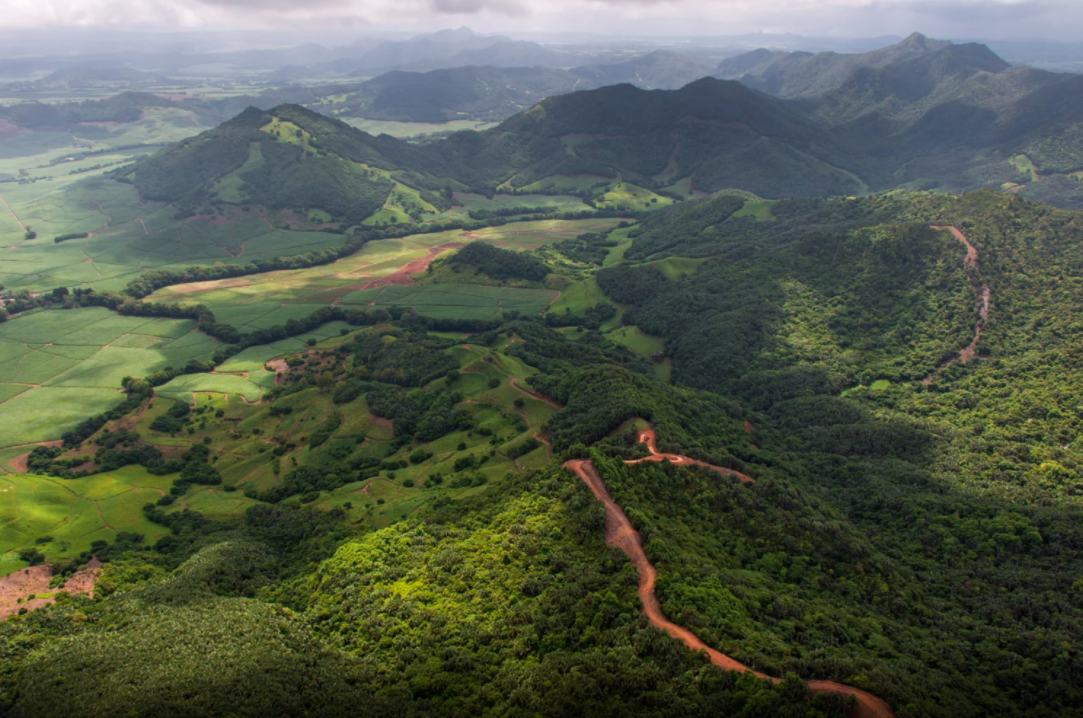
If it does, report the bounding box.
[564,453,894,718]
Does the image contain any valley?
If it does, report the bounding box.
[1,25,1083,718]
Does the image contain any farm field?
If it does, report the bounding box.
[0,466,173,562]
[338,283,559,320]
[0,177,346,294]
[0,307,219,448]
[146,218,624,307]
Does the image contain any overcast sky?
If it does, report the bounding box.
[3,0,1082,40]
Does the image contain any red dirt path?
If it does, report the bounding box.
[509,378,563,409]
[565,457,893,718]
[626,429,755,485]
[924,226,990,384]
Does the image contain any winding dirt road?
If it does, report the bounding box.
[564,433,894,718]
[627,429,755,485]
[924,226,991,384]
[569,458,757,673]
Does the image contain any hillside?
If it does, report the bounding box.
[2,185,1083,717]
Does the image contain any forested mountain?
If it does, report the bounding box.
[714,33,1083,206]
[714,32,956,98]
[328,66,590,123]
[117,79,863,220]
[569,50,715,90]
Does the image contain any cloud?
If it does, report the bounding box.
[430,0,529,15]
[196,0,350,8]
[0,0,1082,37]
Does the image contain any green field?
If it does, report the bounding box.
[341,119,498,138]
[339,283,558,320]
[595,182,673,210]
[0,467,173,560]
[0,307,219,448]
[0,177,347,294]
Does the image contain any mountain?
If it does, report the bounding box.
[570,50,715,90]
[352,27,512,71]
[120,77,869,222]
[0,91,173,128]
[427,78,862,196]
[339,66,591,123]
[714,32,956,98]
[111,33,1083,215]
[2,66,175,92]
[709,33,1083,206]
[424,41,570,70]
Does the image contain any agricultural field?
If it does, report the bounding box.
[0,307,218,448]
[0,466,173,562]
[146,218,624,308]
[0,176,345,294]
[338,283,559,320]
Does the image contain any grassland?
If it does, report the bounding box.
[123,330,554,530]
[0,307,219,448]
[731,198,777,221]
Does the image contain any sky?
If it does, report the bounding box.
[2,0,1082,40]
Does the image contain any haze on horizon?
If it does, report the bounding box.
[1,0,1082,42]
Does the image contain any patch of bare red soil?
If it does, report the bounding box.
[265,358,289,385]
[564,459,893,718]
[358,243,465,291]
[923,226,991,385]
[0,557,103,620]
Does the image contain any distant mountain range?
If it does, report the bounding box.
[11,32,1083,211]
